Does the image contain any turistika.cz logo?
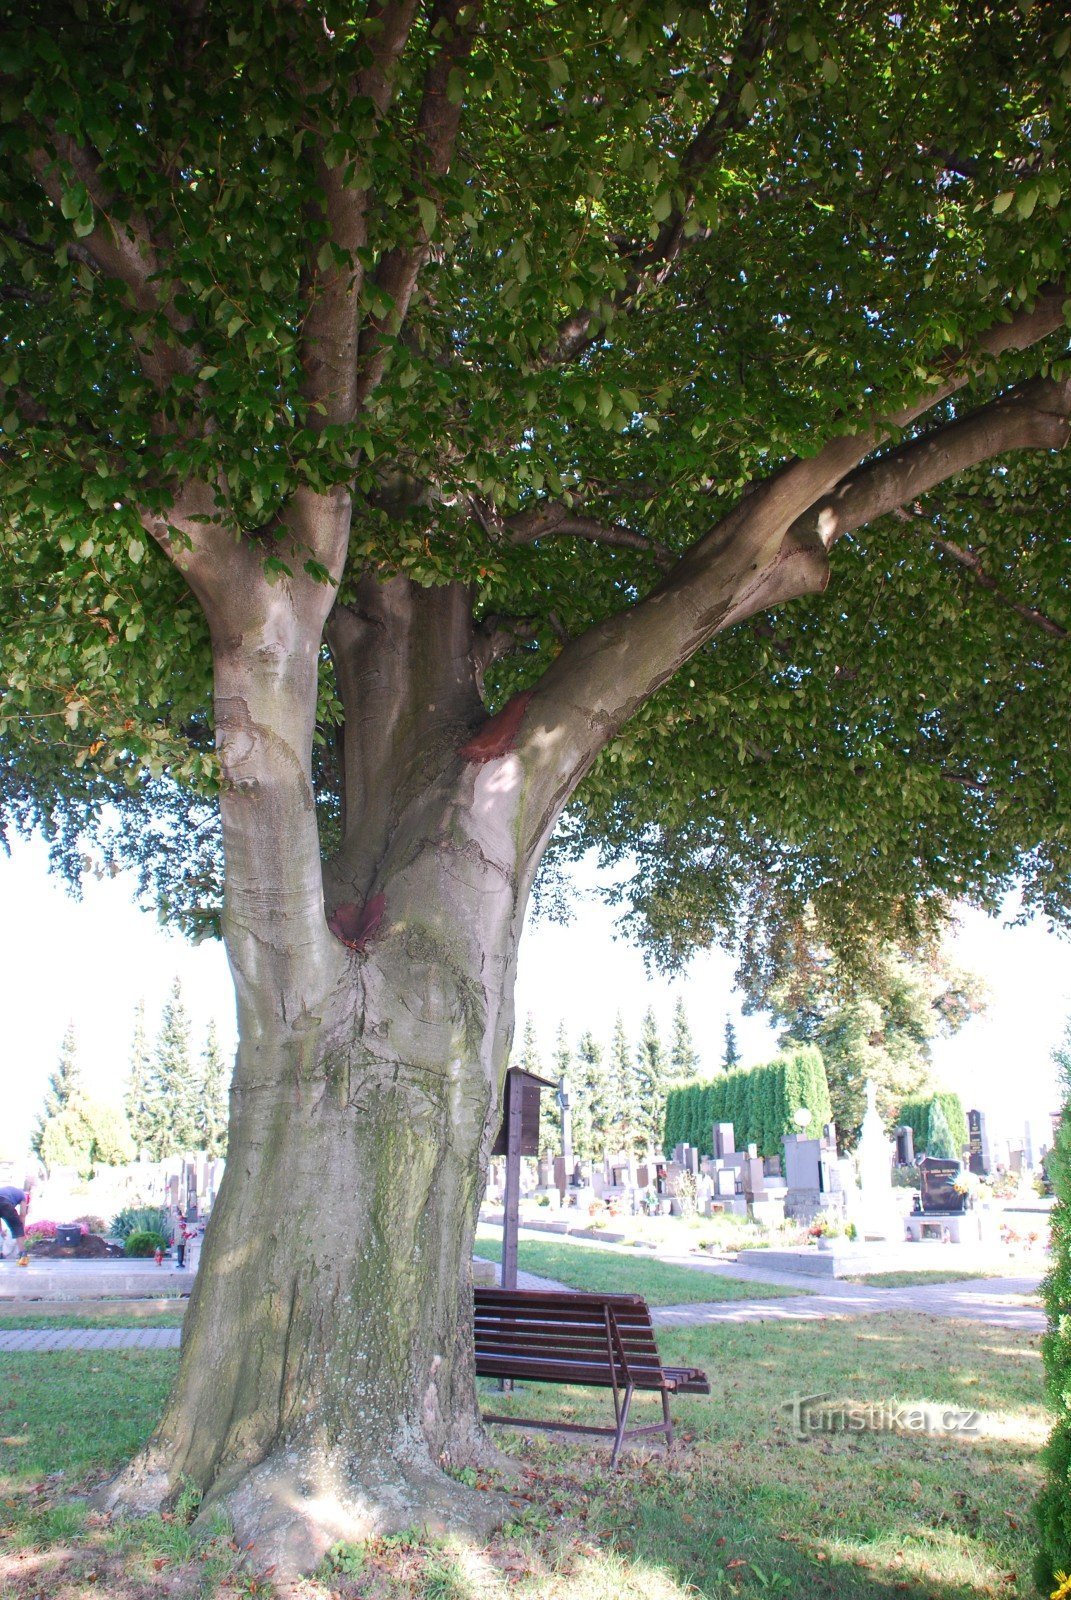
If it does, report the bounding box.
[783,1393,980,1440]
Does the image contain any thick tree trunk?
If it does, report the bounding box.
[109,843,523,1573]
[107,565,530,1574]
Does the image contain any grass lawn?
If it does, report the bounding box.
[0,1313,1046,1599]
[0,1298,187,1329]
[474,1227,804,1304]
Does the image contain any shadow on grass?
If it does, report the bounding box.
[0,1312,1045,1599]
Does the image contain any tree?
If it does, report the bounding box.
[31,1022,81,1160]
[924,1098,958,1162]
[744,916,985,1144]
[144,979,198,1158]
[634,1006,671,1157]
[198,1021,229,1161]
[669,997,700,1082]
[573,1031,611,1163]
[722,1017,741,1072]
[608,1012,640,1155]
[125,999,153,1158]
[3,3,1071,1571]
[39,1092,134,1177]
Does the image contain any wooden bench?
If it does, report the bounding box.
[473,1286,710,1466]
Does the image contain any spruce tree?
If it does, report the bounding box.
[723,1016,741,1071]
[125,999,153,1158]
[635,1007,671,1158]
[146,978,199,1157]
[31,1021,81,1159]
[670,997,700,1081]
[199,1021,230,1160]
[543,1021,572,1163]
[574,1032,610,1162]
[609,1012,640,1156]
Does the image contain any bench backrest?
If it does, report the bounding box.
[473,1285,668,1390]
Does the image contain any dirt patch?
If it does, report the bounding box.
[26,1234,124,1260]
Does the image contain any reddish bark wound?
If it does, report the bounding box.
[458,691,534,764]
[328,892,386,951]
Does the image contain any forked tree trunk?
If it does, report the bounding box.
[102,421,911,1571]
[107,566,537,1573]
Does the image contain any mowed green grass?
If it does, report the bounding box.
[474,1227,804,1304]
[0,1313,1045,1599]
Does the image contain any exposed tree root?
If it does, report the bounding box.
[102,1440,516,1580]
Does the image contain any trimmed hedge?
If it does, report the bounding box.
[664,1045,833,1158]
[898,1092,968,1158]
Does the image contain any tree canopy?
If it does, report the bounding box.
[741,910,985,1138]
[2,1,1070,966]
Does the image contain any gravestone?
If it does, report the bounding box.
[916,1156,967,1215]
[713,1123,735,1159]
[895,1125,915,1166]
[968,1109,989,1176]
[716,1167,738,1198]
[743,1156,767,1201]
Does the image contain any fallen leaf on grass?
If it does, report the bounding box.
[0,1435,29,1446]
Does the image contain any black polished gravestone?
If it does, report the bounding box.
[914,1156,968,1216]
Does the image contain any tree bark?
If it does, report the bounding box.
[106,566,528,1573]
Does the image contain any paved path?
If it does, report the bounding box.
[653,1275,1044,1332]
[0,1326,182,1351]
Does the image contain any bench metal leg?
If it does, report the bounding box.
[610,1384,635,1468]
[661,1388,674,1449]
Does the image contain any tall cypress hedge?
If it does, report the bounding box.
[899,1091,968,1157]
[663,1045,832,1158]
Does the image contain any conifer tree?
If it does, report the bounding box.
[635,1007,671,1158]
[146,978,199,1158]
[723,1016,741,1071]
[608,1012,640,1155]
[574,1032,610,1162]
[925,1098,958,1161]
[198,1021,230,1160]
[670,997,700,1081]
[31,1021,81,1159]
[541,1021,572,1163]
[125,998,153,1158]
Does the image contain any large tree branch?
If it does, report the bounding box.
[27,134,200,392]
[350,0,480,409]
[499,291,1069,855]
[300,0,423,427]
[788,373,1071,551]
[550,0,782,366]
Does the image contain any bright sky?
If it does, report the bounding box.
[0,832,1066,1162]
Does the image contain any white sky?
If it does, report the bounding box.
[0,832,1066,1161]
